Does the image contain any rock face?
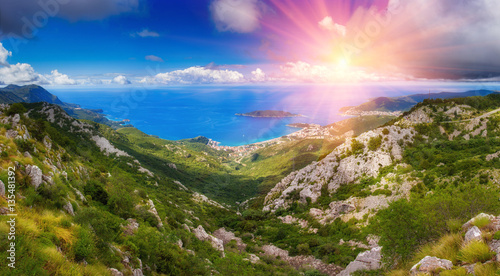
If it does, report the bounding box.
[263,125,414,212]
[464,226,482,244]
[410,256,453,274]
[25,165,43,189]
[339,247,382,276]
[109,268,123,276]
[193,225,224,255]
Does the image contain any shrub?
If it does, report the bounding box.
[382,128,390,135]
[351,139,365,155]
[83,180,109,205]
[367,135,382,151]
[6,103,27,116]
[73,227,96,262]
[457,240,495,264]
[493,231,500,240]
[297,243,312,255]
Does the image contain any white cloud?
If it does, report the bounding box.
[44,70,76,85]
[133,29,160,38]
[145,55,164,62]
[141,66,245,84]
[318,16,346,36]
[279,61,386,83]
[210,0,264,33]
[112,75,131,85]
[0,43,12,66]
[0,63,43,85]
[251,68,266,82]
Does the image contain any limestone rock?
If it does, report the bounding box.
[91,136,130,157]
[109,268,123,276]
[339,247,382,276]
[410,256,453,274]
[124,219,139,236]
[43,136,52,150]
[0,180,4,197]
[63,201,75,216]
[25,165,43,189]
[23,151,31,158]
[247,254,260,264]
[464,226,482,244]
[146,199,163,228]
[213,227,246,251]
[193,225,224,254]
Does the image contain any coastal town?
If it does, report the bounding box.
[207,122,348,158]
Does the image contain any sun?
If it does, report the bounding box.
[337,57,350,70]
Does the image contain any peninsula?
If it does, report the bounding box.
[235,110,302,118]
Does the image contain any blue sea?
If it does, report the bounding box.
[49,82,498,146]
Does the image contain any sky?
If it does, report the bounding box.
[0,0,499,86]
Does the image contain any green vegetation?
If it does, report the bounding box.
[457,240,494,264]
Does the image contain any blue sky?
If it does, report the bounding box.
[0,0,499,86]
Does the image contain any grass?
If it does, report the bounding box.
[472,216,492,229]
[457,240,495,264]
[474,262,498,276]
[414,233,463,264]
[440,267,468,276]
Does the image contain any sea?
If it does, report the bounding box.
[49,82,499,146]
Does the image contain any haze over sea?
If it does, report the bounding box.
[50,83,498,146]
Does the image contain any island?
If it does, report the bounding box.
[236,110,302,118]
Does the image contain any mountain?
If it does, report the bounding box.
[0,84,126,129]
[2,89,500,275]
[340,89,499,113]
[1,84,64,104]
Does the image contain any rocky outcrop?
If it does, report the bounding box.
[213,227,246,252]
[146,200,163,228]
[410,256,453,275]
[91,136,130,157]
[124,219,139,236]
[261,245,343,276]
[193,225,224,255]
[192,192,226,209]
[339,247,382,276]
[263,125,414,212]
[25,164,43,189]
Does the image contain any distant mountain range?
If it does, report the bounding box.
[340,89,499,113]
[0,84,127,128]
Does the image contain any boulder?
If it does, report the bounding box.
[410,256,453,274]
[464,226,482,244]
[25,165,43,189]
[193,225,224,255]
[339,247,382,276]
